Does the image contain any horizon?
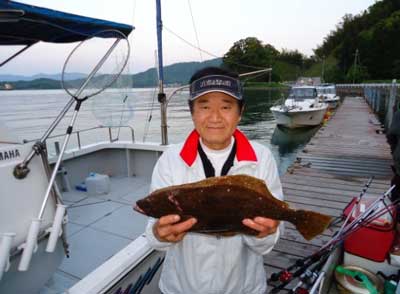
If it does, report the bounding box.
[0,0,376,76]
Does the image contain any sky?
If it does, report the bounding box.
[0,0,377,76]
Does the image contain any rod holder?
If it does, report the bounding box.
[0,233,16,280]
[18,219,41,271]
[46,204,66,253]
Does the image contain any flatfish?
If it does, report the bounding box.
[134,174,332,240]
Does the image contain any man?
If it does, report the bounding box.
[145,67,283,294]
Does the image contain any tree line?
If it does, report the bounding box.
[223,0,400,83]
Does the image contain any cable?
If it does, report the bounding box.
[163,25,266,70]
[163,25,218,59]
[187,0,203,62]
[143,52,159,142]
[143,86,157,142]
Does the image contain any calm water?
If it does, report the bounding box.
[0,88,319,175]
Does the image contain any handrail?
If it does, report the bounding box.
[23,125,135,150]
[337,83,399,89]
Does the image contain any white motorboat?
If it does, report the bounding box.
[317,84,340,108]
[270,86,328,128]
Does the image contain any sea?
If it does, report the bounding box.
[0,87,319,175]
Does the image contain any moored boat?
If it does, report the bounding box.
[317,84,340,109]
[270,86,328,128]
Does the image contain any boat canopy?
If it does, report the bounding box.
[290,87,318,99]
[0,0,134,45]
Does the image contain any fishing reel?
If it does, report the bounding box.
[269,259,306,283]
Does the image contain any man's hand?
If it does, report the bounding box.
[242,217,279,238]
[153,215,197,243]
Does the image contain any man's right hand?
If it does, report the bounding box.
[153,215,197,243]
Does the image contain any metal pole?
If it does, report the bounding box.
[0,43,36,67]
[15,38,121,177]
[38,37,122,217]
[238,68,272,77]
[77,131,81,149]
[156,0,168,145]
[18,97,75,167]
[38,107,80,219]
[386,79,397,128]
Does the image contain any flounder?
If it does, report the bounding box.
[134,174,332,240]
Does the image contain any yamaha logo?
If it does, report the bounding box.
[0,149,21,161]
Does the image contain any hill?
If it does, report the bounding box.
[7,78,61,90]
[0,58,222,90]
[0,73,86,82]
[131,58,222,87]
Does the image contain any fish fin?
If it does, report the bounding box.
[293,210,332,241]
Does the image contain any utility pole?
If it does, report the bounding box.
[269,65,272,84]
[321,55,325,83]
[352,49,359,84]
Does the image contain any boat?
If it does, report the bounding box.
[0,1,134,293]
[0,83,13,90]
[270,86,328,128]
[316,84,340,109]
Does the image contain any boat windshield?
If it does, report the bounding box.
[289,88,317,99]
[317,87,336,95]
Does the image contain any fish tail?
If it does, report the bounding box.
[293,210,332,241]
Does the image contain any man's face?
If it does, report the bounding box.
[192,92,242,150]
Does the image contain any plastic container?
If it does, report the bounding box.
[344,251,399,277]
[343,197,396,262]
[85,173,110,196]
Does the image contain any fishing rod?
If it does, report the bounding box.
[284,191,398,294]
[288,253,330,294]
[269,184,396,293]
[322,177,374,249]
[269,204,393,293]
[269,248,332,293]
[327,185,396,247]
[269,177,375,286]
[328,177,374,229]
[327,192,398,250]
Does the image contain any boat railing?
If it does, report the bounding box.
[272,97,286,107]
[23,125,135,151]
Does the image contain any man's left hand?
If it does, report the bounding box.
[242,217,280,238]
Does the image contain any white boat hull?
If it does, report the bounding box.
[324,98,340,109]
[271,107,327,128]
[0,140,64,292]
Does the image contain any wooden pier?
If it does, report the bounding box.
[264,96,393,292]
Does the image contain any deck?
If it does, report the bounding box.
[264,96,393,292]
[40,176,151,294]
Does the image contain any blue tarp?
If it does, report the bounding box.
[0,0,134,45]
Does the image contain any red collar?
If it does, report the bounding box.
[179,129,257,166]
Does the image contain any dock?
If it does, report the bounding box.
[264,96,393,292]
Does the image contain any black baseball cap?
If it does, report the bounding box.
[189,74,243,101]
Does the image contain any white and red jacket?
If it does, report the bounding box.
[145,129,284,294]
